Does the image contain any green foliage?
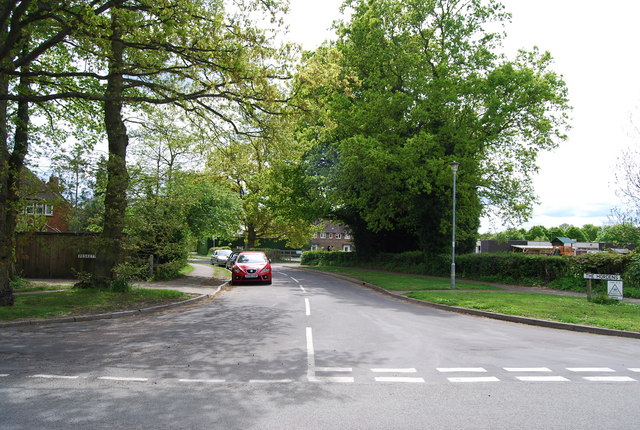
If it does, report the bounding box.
[301,251,358,266]
[568,252,630,277]
[300,0,570,256]
[456,253,570,285]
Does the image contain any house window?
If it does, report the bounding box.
[336,233,342,239]
[311,244,318,251]
[25,204,35,215]
[343,245,351,252]
[45,205,53,216]
[25,203,54,216]
[328,233,333,239]
[320,233,326,239]
[345,233,351,240]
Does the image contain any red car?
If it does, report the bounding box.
[230,251,272,285]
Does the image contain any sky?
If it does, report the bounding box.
[285,0,640,232]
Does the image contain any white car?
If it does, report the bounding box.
[210,249,232,266]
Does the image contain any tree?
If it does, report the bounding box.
[597,222,640,246]
[564,226,587,242]
[581,224,601,242]
[525,225,548,241]
[301,0,570,257]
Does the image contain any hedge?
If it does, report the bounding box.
[301,250,639,287]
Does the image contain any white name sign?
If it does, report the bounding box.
[583,273,621,281]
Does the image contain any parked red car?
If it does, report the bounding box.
[230,251,272,285]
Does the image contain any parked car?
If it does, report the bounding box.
[210,249,232,266]
[230,251,272,285]
[225,251,240,271]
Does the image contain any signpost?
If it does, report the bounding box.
[583,273,623,300]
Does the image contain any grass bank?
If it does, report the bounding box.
[305,266,500,291]
[407,291,640,332]
[0,288,190,321]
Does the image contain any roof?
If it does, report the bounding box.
[552,237,576,244]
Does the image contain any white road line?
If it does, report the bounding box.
[314,376,354,383]
[0,374,8,377]
[448,376,500,383]
[178,379,226,383]
[628,368,640,372]
[299,285,307,293]
[98,376,148,382]
[516,376,570,382]
[437,368,487,373]
[567,368,615,372]
[250,379,294,384]
[504,367,552,372]
[371,368,417,373]
[316,367,353,373]
[375,377,425,383]
[583,376,636,382]
[30,374,79,380]
[291,277,299,283]
[305,298,311,316]
[306,327,317,382]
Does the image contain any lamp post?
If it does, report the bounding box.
[450,161,459,289]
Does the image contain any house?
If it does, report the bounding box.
[19,169,70,232]
[309,221,355,252]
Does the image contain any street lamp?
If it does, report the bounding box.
[450,161,459,289]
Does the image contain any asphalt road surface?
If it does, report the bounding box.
[2,265,640,429]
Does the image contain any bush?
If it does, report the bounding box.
[301,251,358,266]
[456,253,570,286]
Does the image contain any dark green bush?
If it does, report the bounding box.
[301,251,358,266]
[456,253,570,286]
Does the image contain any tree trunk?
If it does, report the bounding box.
[247,223,257,249]
[0,73,31,306]
[94,10,129,285]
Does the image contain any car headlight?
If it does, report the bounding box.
[260,267,271,273]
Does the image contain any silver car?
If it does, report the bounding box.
[210,249,232,266]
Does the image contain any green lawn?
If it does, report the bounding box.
[406,291,640,332]
[0,288,189,321]
[305,266,500,291]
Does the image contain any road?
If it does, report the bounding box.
[2,265,640,429]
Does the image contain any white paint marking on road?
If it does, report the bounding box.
[178,379,226,383]
[306,327,318,382]
[375,377,425,383]
[437,368,487,373]
[305,298,311,316]
[628,368,640,372]
[583,376,636,382]
[448,376,500,383]
[250,379,294,384]
[299,285,307,293]
[516,376,569,382]
[567,368,614,373]
[314,376,354,383]
[98,376,148,382]
[30,374,79,380]
[504,367,551,372]
[0,374,9,377]
[291,277,299,284]
[371,368,417,373]
[316,367,353,373]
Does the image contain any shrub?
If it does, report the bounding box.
[301,251,358,266]
[456,253,570,286]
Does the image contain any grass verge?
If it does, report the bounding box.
[304,266,500,291]
[0,288,190,322]
[406,291,640,332]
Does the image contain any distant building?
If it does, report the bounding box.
[477,238,634,256]
[19,170,70,232]
[309,221,355,252]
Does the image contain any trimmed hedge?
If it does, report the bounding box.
[301,249,640,287]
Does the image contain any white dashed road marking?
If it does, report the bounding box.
[504,367,551,372]
[305,298,311,316]
[583,376,636,382]
[249,379,294,384]
[178,379,226,383]
[437,368,487,373]
[567,367,614,372]
[98,376,148,382]
[316,367,353,373]
[30,374,79,380]
[516,376,570,382]
[448,376,500,383]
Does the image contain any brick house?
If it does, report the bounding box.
[309,221,355,252]
[19,169,70,232]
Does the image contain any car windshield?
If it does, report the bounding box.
[217,250,232,256]
[237,254,267,264]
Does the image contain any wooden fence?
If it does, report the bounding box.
[15,232,99,279]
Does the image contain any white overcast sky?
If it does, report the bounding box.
[285,0,640,232]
